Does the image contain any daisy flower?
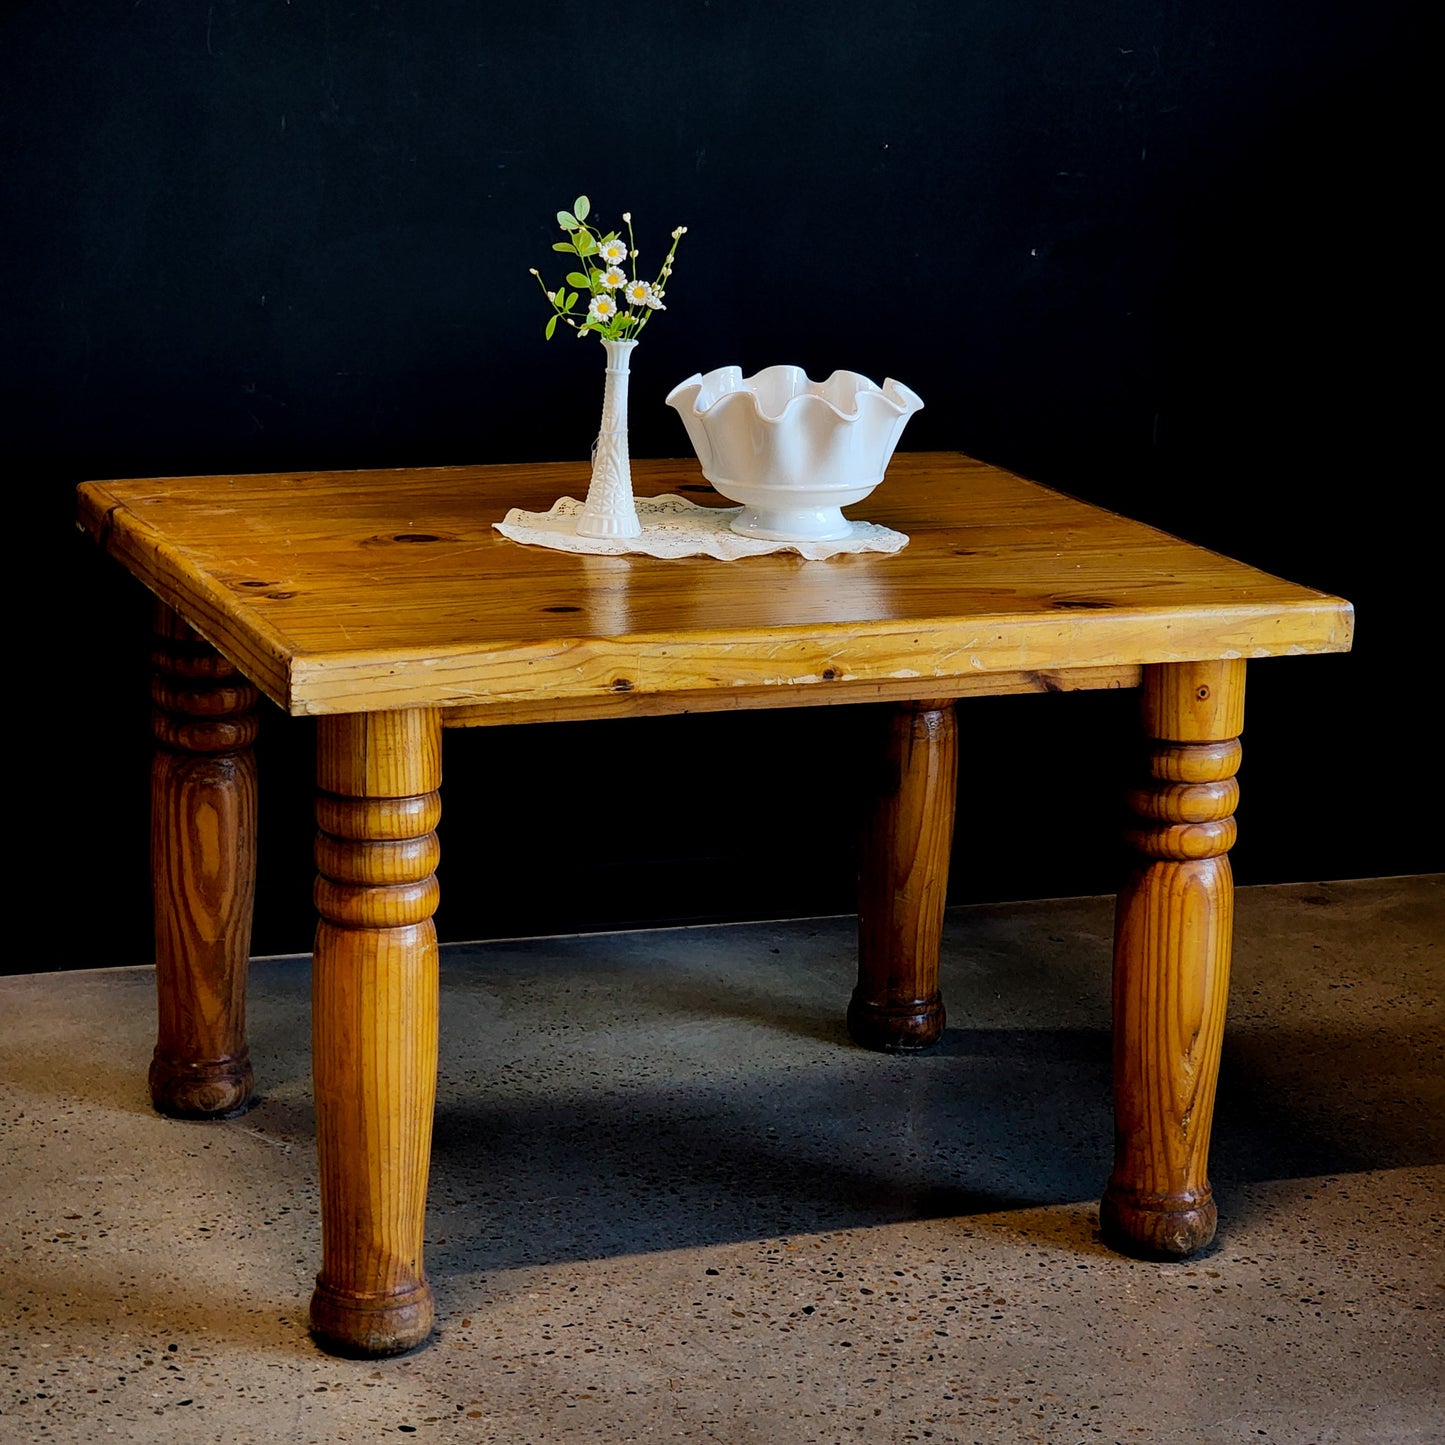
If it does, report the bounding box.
[596,236,629,265]
[599,265,627,290]
[623,278,663,310]
[587,293,619,324]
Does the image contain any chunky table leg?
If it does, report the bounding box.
[1101,660,1245,1257]
[849,699,956,1051]
[309,710,442,1357]
[148,603,258,1119]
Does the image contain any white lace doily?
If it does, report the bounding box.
[494,494,908,560]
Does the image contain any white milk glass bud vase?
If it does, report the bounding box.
[576,338,642,538]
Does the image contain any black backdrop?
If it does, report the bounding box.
[4,1,1433,972]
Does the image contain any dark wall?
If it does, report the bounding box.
[5,1,1433,972]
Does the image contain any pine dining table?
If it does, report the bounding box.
[77,451,1353,1357]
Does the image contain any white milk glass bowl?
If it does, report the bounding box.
[665,365,924,540]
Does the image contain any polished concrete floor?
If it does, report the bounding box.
[2,876,1441,1444]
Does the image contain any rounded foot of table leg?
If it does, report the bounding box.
[148,1049,254,1120]
[1100,1184,1218,1259]
[846,991,945,1052]
[309,1279,435,1358]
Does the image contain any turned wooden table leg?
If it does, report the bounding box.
[1101,659,1245,1258]
[849,699,956,1051]
[148,602,258,1119]
[309,709,442,1357]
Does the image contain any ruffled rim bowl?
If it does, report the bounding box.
[665,365,923,540]
[666,365,922,425]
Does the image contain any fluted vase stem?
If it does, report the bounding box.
[577,338,641,539]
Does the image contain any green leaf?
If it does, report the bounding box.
[544,315,557,340]
[552,241,576,253]
[566,271,590,288]
[564,291,577,310]
[556,210,577,229]
[573,195,590,221]
[575,232,597,256]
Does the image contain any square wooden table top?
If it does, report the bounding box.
[77,451,1353,721]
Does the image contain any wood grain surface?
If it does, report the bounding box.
[147,603,258,1119]
[1101,660,1244,1257]
[850,700,957,1050]
[78,454,1353,717]
[309,709,442,1357]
